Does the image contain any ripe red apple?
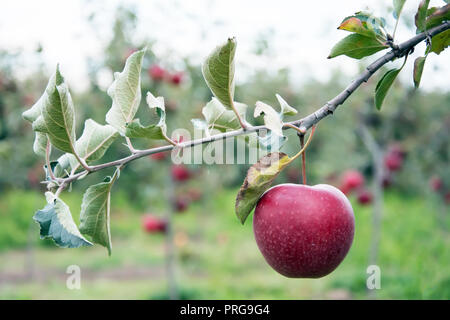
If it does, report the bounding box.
[142,215,167,233]
[340,170,365,192]
[429,176,443,192]
[357,189,373,205]
[384,153,403,171]
[171,164,191,182]
[174,196,190,212]
[253,183,355,278]
[150,151,167,161]
[387,143,407,159]
[169,72,183,85]
[148,64,165,81]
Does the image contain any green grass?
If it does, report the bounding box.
[0,188,448,299]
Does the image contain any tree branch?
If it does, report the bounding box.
[53,21,450,189]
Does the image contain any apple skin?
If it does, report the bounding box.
[253,183,355,278]
[357,189,373,205]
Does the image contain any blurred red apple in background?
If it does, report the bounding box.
[384,152,403,171]
[340,170,365,194]
[150,151,167,161]
[171,164,191,182]
[174,196,190,212]
[357,189,373,205]
[429,176,443,192]
[142,215,167,233]
[149,64,165,81]
[253,183,355,278]
[169,72,183,85]
[187,188,203,202]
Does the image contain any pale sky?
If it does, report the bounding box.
[0,0,448,92]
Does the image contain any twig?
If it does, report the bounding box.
[50,22,450,193]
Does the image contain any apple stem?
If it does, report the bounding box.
[299,134,307,185]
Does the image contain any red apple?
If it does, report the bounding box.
[169,72,183,85]
[174,196,190,212]
[171,164,191,182]
[142,215,167,233]
[253,183,355,278]
[387,143,406,159]
[148,64,165,81]
[429,176,443,192]
[150,151,167,161]
[357,189,373,205]
[384,153,403,171]
[341,170,365,192]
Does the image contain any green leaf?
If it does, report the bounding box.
[338,12,387,40]
[124,119,165,140]
[276,94,297,117]
[33,192,92,248]
[415,0,430,32]
[328,34,388,59]
[22,71,64,157]
[79,171,119,256]
[202,38,237,108]
[374,68,402,110]
[123,93,162,139]
[413,56,427,88]
[429,29,450,54]
[393,0,407,19]
[254,101,284,136]
[125,91,167,140]
[54,153,77,178]
[33,132,48,157]
[235,152,292,224]
[32,67,77,154]
[105,49,146,134]
[425,4,450,29]
[193,98,247,135]
[76,119,118,162]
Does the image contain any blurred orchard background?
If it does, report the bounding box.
[0,0,449,299]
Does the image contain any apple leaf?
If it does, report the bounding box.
[32,67,77,154]
[257,132,287,152]
[106,49,146,134]
[22,70,64,156]
[125,92,167,140]
[235,152,292,224]
[202,38,236,109]
[79,170,119,256]
[33,132,48,157]
[429,29,450,54]
[192,98,248,135]
[33,192,92,248]
[425,4,450,29]
[375,68,402,110]
[338,12,387,40]
[415,0,430,32]
[254,101,284,136]
[328,34,388,59]
[276,94,297,116]
[393,0,407,19]
[76,119,118,162]
[413,56,427,88]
